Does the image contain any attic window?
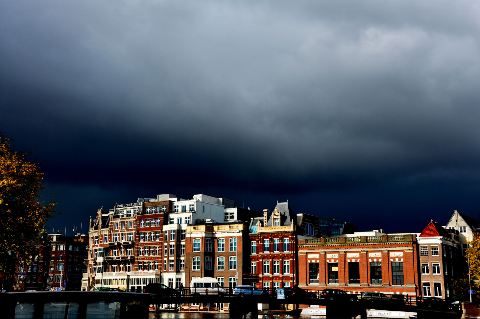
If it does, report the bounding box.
[460,226,467,233]
[273,218,280,226]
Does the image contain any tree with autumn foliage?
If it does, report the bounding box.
[466,233,480,302]
[0,135,54,290]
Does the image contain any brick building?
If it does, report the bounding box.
[12,232,86,291]
[161,194,229,289]
[298,230,420,297]
[185,222,249,290]
[85,193,236,291]
[12,234,50,291]
[85,195,174,291]
[249,201,319,290]
[418,221,462,299]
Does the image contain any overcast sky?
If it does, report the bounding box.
[2,0,480,233]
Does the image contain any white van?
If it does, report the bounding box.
[190,277,226,295]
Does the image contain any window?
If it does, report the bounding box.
[263,281,270,289]
[273,217,280,226]
[193,238,201,252]
[431,246,439,256]
[422,263,429,274]
[328,263,339,284]
[229,277,237,289]
[169,260,174,271]
[348,262,360,284]
[180,243,185,256]
[283,238,289,252]
[170,230,175,241]
[264,239,270,252]
[273,239,280,252]
[229,238,237,252]
[309,262,319,284]
[181,230,186,240]
[423,282,431,297]
[176,278,182,289]
[432,263,441,275]
[181,205,187,212]
[283,260,290,274]
[251,241,257,254]
[206,238,213,252]
[370,262,382,285]
[392,262,404,285]
[180,259,185,270]
[420,246,428,256]
[229,256,237,270]
[273,260,280,274]
[168,278,174,288]
[218,239,225,252]
[263,260,270,274]
[205,256,212,270]
[460,226,467,233]
[185,217,190,225]
[217,277,224,288]
[177,217,182,224]
[251,262,257,274]
[434,282,442,297]
[169,244,175,255]
[192,256,200,271]
[217,257,225,270]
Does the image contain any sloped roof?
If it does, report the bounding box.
[446,210,480,229]
[266,201,295,226]
[419,220,449,237]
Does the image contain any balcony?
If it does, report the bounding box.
[104,256,134,262]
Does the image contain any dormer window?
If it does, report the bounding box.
[273,218,280,226]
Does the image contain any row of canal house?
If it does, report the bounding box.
[84,192,472,300]
[85,194,256,292]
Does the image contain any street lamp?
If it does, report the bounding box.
[468,257,473,303]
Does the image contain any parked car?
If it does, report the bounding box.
[190,277,226,295]
[320,289,357,302]
[390,294,406,305]
[361,292,389,301]
[93,287,121,292]
[284,286,317,300]
[233,285,267,296]
[143,283,179,297]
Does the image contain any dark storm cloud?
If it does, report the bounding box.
[2,0,480,230]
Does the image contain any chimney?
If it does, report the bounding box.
[263,209,268,226]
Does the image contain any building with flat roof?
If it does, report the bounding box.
[298,230,420,297]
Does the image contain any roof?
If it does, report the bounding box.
[419,220,449,237]
[266,201,295,226]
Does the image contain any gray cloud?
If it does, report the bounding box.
[2,0,480,230]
